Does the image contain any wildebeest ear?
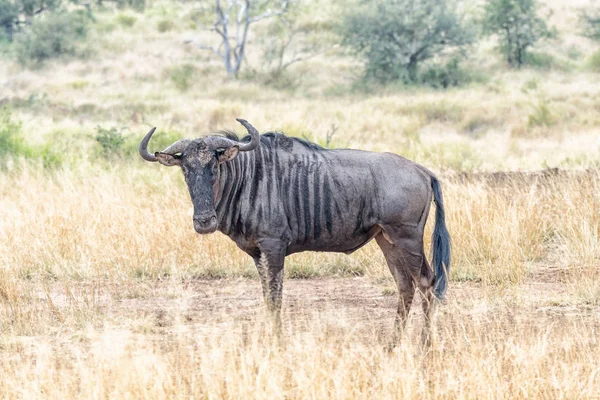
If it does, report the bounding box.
[155,152,181,167]
[217,146,239,163]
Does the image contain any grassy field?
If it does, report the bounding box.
[1,0,600,398]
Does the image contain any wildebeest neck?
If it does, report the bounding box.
[214,149,255,236]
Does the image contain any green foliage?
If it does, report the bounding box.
[13,10,90,65]
[116,12,136,27]
[0,108,31,161]
[119,0,144,11]
[0,0,18,42]
[580,2,600,41]
[34,143,64,169]
[169,64,196,91]
[339,0,473,84]
[157,19,174,33]
[0,108,63,168]
[95,126,126,157]
[587,50,600,72]
[522,51,573,71]
[0,0,62,41]
[419,57,483,89]
[483,0,554,68]
[527,99,555,128]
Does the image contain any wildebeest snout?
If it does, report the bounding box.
[193,213,217,234]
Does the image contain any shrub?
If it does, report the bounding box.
[0,0,18,42]
[34,143,64,169]
[523,51,573,71]
[527,99,555,128]
[157,19,174,33]
[587,50,600,72]
[117,0,145,12]
[0,108,31,161]
[13,10,90,65]
[483,0,554,68]
[580,2,600,41]
[169,64,196,91]
[116,13,137,27]
[0,0,62,42]
[95,126,126,158]
[339,0,473,84]
[419,57,483,89]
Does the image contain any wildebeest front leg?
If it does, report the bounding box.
[255,240,286,333]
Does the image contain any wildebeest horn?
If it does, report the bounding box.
[235,118,260,152]
[161,139,192,155]
[205,118,261,152]
[139,127,192,162]
[139,127,158,162]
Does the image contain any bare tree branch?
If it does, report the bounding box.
[249,0,289,23]
[187,0,290,78]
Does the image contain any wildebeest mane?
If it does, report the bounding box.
[209,130,325,151]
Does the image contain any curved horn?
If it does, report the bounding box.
[204,136,239,150]
[139,127,158,162]
[236,118,260,152]
[139,128,193,163]
[162,139,192,155]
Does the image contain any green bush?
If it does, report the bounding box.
[117,0,145,12]
[116,13,137,27]
[0,108,67,168]
[169,64,196,91]
[339,0,473,84]
[523,51,573,71]
[483,0,554,68]
[0,108,31,161]
[527,99,555,128]
[587,50,600,72]
[0,0,18,42]
[0,0,62,42]
[157,19,174,33]
[14,10,90,66]
[419,58,483,89]
[34,143,64,169]
[95,126,126,157]
[580,3,600,41]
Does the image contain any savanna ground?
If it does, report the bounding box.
[1,0,600,398]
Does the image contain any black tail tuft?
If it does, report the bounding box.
[431,176,451,300]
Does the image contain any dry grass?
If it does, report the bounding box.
[1,167,599,397]
[1,0,600,397]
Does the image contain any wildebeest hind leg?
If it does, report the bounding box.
[419,253,436,348]
[375,232,424,344]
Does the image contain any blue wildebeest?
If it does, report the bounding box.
[139,119,450,343]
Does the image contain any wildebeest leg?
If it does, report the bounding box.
[256,239,286,334]
[375,233,420,344]
[378,223,434,347]
[252,255,269,307]
[419,252,436,348]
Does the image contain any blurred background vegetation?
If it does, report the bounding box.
[1,0,600,172]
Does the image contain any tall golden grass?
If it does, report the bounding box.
[1,165,599,398]
[2,167,598,284]
[1,316,599,398]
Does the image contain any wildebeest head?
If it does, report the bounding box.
[139,118,260,234]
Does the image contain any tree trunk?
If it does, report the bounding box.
[407,59,419,83]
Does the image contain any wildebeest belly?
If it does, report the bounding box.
[285,224,381,255]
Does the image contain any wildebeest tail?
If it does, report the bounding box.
[431,176,451,300]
